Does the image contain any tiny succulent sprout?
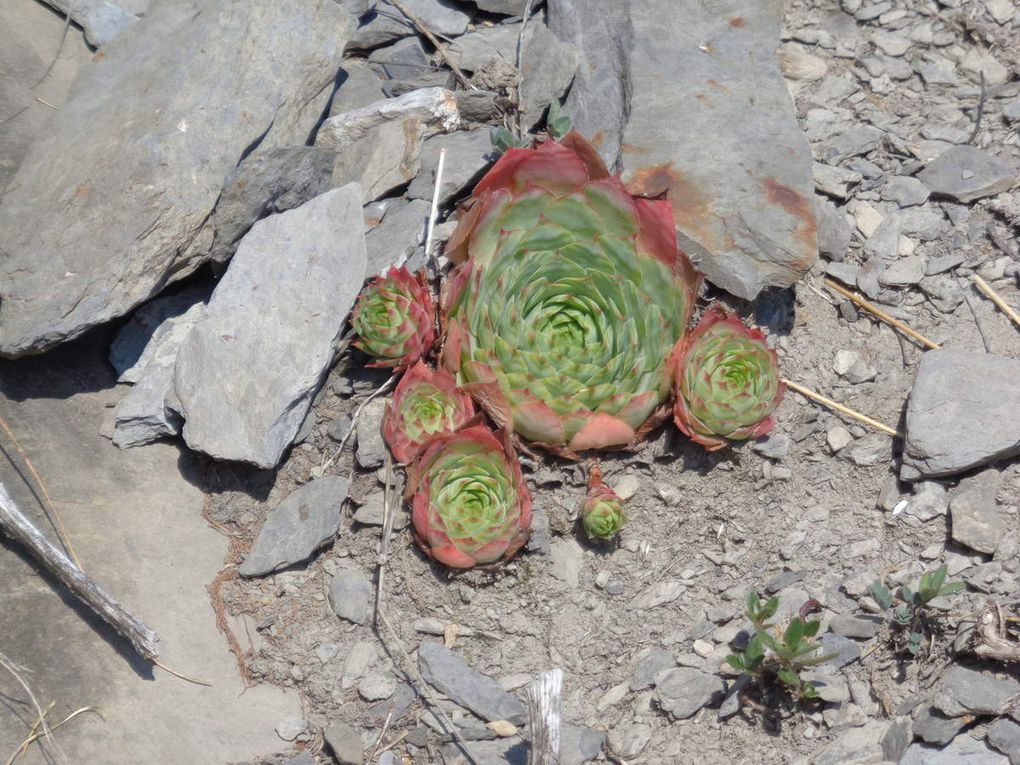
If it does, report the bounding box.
[580,464,626,542]
[869,564,964,656]
[406,424,532,569]
[382,361,475,464]
[673,305,785,451]
[352,265,435,370]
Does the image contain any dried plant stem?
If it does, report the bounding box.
[782,379,902,438]
[7,705,103,765]
[386,0,475,90]
[424,148,447,270]
[514,0,536,139]
[0,412,81,567]
[526,668,563,765]
[373,453,397,629]
[322,373,398,471]
[0,482,160,660]
[824,279,940,350]
[973,275,1020,330]
[0,652,60,765]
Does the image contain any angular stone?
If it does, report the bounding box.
[813,162,862,199]
[809,721,889,765]
[933,665,1020,717]
[901,736,1009,765]
[818,126,885,165]
[43,0,139,48]
[328,567,373,625]
[352,493,410,530]
[110,286,211,383]
[630,647,676,691]
[815,198,852,261]
[350,0,469,50]
[365,199,429,276]
[471,0,529,13]
[902,349,1020,480]
[618,0,816,300]
[917,146,1016,203]
[175,186,367,468]
[418,641,526,723]
[330,61,386,118]
[653,667,724,719]
[368,36,429,80]
[355,399,389,470]
[829,614,883,639]
[950,469,1005,554]
[0,0,354,357]
[881,176,930,207]
[239,475,350,577]
[912,704,968,746]
[906,481,949,522]
[324,721,364,765]
[880,255,927,287]
[407,130,495,204]
[987,718,1020,765]
[841,433,891,467]
[210,147,335,264]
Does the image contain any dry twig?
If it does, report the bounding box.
[322,373,398,471]
[782,379,902,438]
[824,279,940,350]
[0,652,61,765]
[973,274,1020,331]
[526,668,563,765]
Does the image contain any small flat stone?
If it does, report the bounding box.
[902,349,1020,480]
[349,0,469,50]
[355,398,389,469]
[912,704,967,746]
[418,641,526,723]
[829,614,883,639]
[352,493,410,530]
[814,162,862,199]
[827,426,854,452]
[841,433,891,468]
[917,146,1016,203]
[407,130,495,204]
[632,580,685,610]
[653,667,723,719]
[881,176,930,207]
[239,475,349,577]
[324,721,364,765]
[820,633,861,669]
[802,671,850,703]
[751,433,792,460]
[871,31,911,56]
[630,647,676,691]
[933,665,1020,717]
[364,198,429,277]
[881,716,913,761]
[906,482,949,522]
[342,641,378,689]
[901,735,1009,765]
[368,37,429,80]
[359,670,396,701]
[880,255,927,287]
[820,126,885,165]
[950,469,1005,554]
[328,566,373,625]
[815,198,853,261]
[987,718,1020,765]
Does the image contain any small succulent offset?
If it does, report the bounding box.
[674,305,785,451]
[870,564,964,656]
[352,266,435,370]
[726,593,830,702]
[406,424,532,569]
[580,465,625,542]
[382,361,476,464]
[442,131,701,455]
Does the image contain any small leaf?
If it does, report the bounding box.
[897,586,914,605]
[777,668,799,687]
[893,605,913,625]
[759,596,780,622]
[756,629,782,654]
[908,632,924,655]
[745,636,765,665]
[802,619,821,638]
[725,654,746,671]
[939,581,965,597]
[869,581,893,610]
[784,618,806,649]
[930,564,948,595]
[746,592,761,619]
[801,682,820,700]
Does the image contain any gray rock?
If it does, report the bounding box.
[827,262,860,286]
[902,349,1020,480]
[882,716,913,762]
[328,567,373,625]
[350,0,470,50]
[113,352,185,448]
[367,681,415,723]
[814,162,862,199]
[418,641,526,723]
[809,721,889,765]
[912,704,968,746]
[882,176,931,207]
[933,665,1020,717]
[365,199,430,276]
[919,274,964,314]
[630,648,676,691]
[284,754,315,765]
[841,433,891,467]
[653,667,724,719]
[109,286,211,383]
[615,0,816,301]
[900,205,946,241]
[950,469,1005,554]
[917,146,1017,203]
[353,493,410,530]
[175,186,367,468]
[0,0,354,357]
[818,126,885,165]
[407,130,495,204]
[815,199,853,262]
[328,413,354,442]
[471,0,529,13]
[801,671,850,703]
[561,723,606,765]
[368,37,429,80]
[42,0,139,48]
[829,614,883,639]
[820,633,860,670]
[330,62,386,118]
[987,718,1020,765]
[880,255,927,287]
[239,475,350,577]
[359,670,396,701]
[445,23,578,128]
[907,481,949,522]
[329,115,427,203]
[355,398,389,469]
[547,0,630,167]
[525,504,551,555]
[210,147,335,264]
[324,721,364,765]
[901,735,1009,765]
[342,641,379,689]
[751,433,792,460]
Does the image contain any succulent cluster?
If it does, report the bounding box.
[351,129,785,568]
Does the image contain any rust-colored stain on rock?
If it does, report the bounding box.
[627,162,720,251]
[590,130,605,148]
[729,16,745,27]
[706,79,731,94]
[695,93,714,107]
[764,177,817,262]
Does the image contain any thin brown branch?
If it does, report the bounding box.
[824,279,940,350]
[782,379,903,438]
[321,373,399,471]
[973,274,1020,331]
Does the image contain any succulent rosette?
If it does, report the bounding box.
[407,424,532,569]
[352,266,435,369]
[382,361,475,464]
[673,305,785,451]
[580,465,625,542]
[442,131,702,455]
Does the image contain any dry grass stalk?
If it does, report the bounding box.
[973,274,1020,331]
[782,379,902,438]
[824,279,940,350]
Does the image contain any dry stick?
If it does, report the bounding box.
[0,413,81,567]
[0,652,61,765]
[782,379,902,438]
[386,0,475,90]
[321,373,398,471]
[372,453,397,629]
[824,279,940,350]
[526,668,563,765]
[973,274,1020,330]
[514,0,537,139]
[8,706,103,765]
[0,482,160,660]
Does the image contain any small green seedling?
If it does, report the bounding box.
[869,564,964,656]
[726,593,832,702]
[489,126,531,155]
[546,100,573,140]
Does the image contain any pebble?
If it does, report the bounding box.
[653,667,724,719]
[902,732,1010,764]
[881,176,930,207]
[327,413,354,442]
[841,433,891,467]
[352,492,410,530]
[821,633,861,670]
[607,722,653,759]
[871,31,911,57]
[934,665,1020,717]
[630,648,676,691]
[328,566,373,625]
[917,145,1016,203]
[848,199,885,237]
[359,670,396,701]
[879,255,927,287]
[802,671,850,704]
[829,614,883,639]
[751,433,792,460]
[418,641,526,723]
[632,580,685,610]
[274,717,307,742]
[614,473,641,500]
[949,469,1005,554]
[827,426,854,452]
[342,641,378,689]
[355,398,388,469]
[324,721,365,765]
[987,718,1020,763]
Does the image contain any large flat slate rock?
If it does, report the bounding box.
[549,0,816,300]
[174,185,367,468]
[902,348,1020,481]
[0,0,353,357]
